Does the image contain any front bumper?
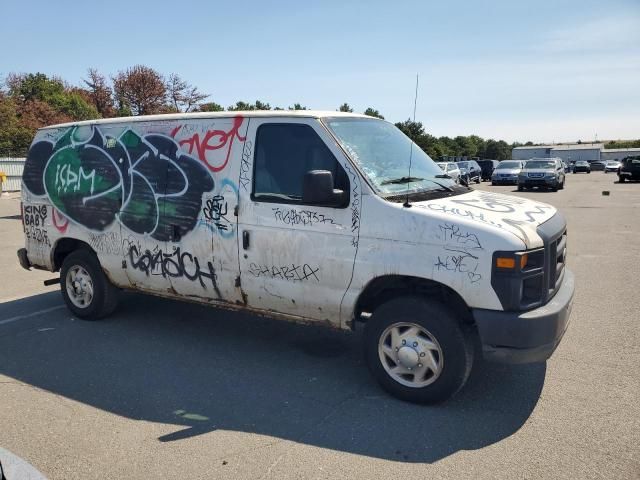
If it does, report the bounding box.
[519,177,559,187]
[492,177,518,185]
[473,269,575,364]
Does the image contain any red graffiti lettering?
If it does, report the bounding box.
[171,116,245,172]
[52,208,69,234]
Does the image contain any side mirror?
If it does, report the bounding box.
[302,170,345,206]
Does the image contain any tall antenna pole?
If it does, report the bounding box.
[404,73,419,208]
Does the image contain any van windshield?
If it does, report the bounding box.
[324,118,462,198]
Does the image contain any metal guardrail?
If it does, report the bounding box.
[0,157,25,192]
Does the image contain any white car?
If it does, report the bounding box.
[604,161,621,173]
[436,161,461,183]
[18,111,574,404]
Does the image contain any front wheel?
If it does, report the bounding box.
[619,175,625,183]
[517,185,523,191]
[364,296,474,404]
[61,249,119,320]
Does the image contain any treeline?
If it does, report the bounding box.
[1,65,624,160]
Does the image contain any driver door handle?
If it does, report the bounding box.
[242,230,250,250]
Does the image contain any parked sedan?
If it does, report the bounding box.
[436,162,461,183]
[456,160,481,184]
[590,161,606,171]
[491,160,524,185]
[604,161,621,173]
[518,158,566,191]
[573,160,591,173]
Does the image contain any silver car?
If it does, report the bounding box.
[491,160,524,185]
[436,162,461,183]
[518,158,566,191]
[604,161,621,173]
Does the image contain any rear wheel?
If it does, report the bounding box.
[619,175,625,183]
[60,249,119,320]
[517,185,523,191]
[364,296,473,404]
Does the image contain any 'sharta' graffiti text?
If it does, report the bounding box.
[248,263,320,282]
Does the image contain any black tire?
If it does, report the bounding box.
[559,179,565,190]
[364,296,474,404]
[619,175,625,183]
[475,177,480,184]
[587,171,591,174]
[517,185,523,191]
[60,249,119,320]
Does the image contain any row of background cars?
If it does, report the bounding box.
[437,156,640,191]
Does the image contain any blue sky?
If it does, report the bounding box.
[3,0,639,143]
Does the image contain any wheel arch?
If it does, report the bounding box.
[354,275,473,326]
[51,237,96,271]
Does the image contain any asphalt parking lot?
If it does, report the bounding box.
[1,172,638,479]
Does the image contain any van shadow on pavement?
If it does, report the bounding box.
[0,291,546,463]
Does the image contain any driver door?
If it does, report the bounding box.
[237,118,360,325]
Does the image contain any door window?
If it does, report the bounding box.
[252,124,349,206]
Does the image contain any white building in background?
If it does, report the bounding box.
[512,144,640,163]
[512,144,603,162]
[600,148,640,161]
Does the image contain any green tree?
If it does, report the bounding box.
[227,101,255,111]
[198,102,224,112]
[254,100,271,110]
[363,107,384,119]
[338,103,353,112]
[288,103,308,110]
[395,119,424,141]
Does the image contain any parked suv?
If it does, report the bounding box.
[17,112,574,404]
[491,160,524,185]
[618,156,640,182]
[456,160,482,184]
[518,158,566,191]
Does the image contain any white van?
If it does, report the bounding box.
[17,111,574,403]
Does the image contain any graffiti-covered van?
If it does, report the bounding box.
[18,111,574,403]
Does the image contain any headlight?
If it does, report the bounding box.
[546,173,556,178]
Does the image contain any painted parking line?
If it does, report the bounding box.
[0,305,65,326]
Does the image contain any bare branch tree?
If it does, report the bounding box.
[166,73,208,113]
[83,68,115,117]
[112,65,166,116]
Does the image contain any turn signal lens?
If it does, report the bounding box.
[520,254,528,270]
[496,257,516,269]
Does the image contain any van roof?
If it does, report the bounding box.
[40,110,373,130]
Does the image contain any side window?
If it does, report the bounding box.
[253,124,349,206]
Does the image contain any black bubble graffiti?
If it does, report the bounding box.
[128,245,218,290]
[22,126,214,241]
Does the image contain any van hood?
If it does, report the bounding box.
[413,190,556,248]
[493,168,520,175]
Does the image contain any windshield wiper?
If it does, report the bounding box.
[381,176,425,185]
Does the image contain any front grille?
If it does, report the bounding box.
[528,172,544,178]
[537,214,567,303]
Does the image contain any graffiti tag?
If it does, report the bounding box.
[248,263,320,282]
